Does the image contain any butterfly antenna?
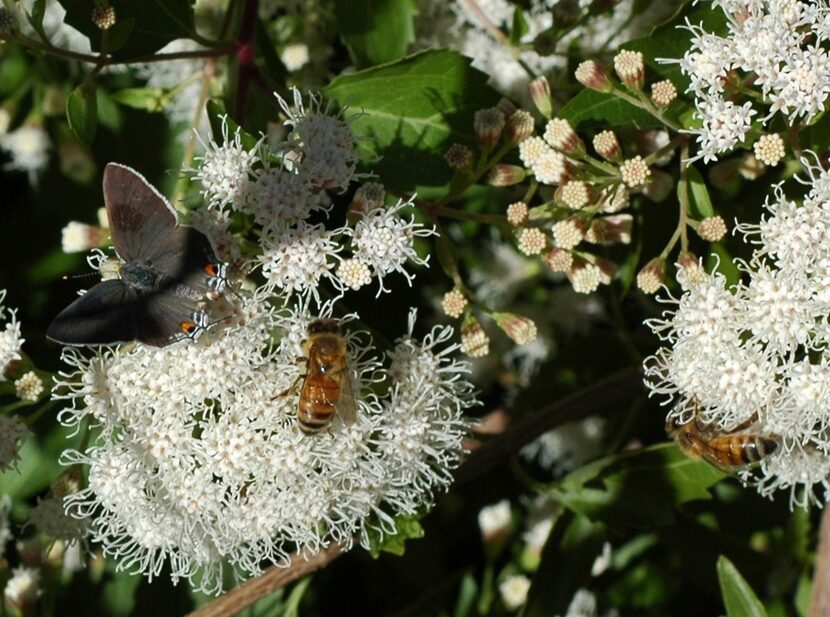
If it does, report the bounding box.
[62,272,100,281]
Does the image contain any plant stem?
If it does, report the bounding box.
[810,505,830,617]
[187,543,344,617]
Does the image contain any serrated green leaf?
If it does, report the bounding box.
[552,443,724,528]
[559,89,660,129]
[111,87,166,112]
[717,556,768,617]
[336,0,417,68]
[686,165,715,217]
[324,49,501,195]
[56,0,195,60]
[366,513,424,558]
[66,82,98,145]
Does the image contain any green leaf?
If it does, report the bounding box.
[56,0,195,60]
[102,567,142,616]
[558,89,661,129]
[30,0,46,33]
[111,87,166,112]
[453,573,478,617]
[324,49,501,195]
[510,7,529,46]
[717,555,768,617]
[366,513,424,558]
[66,82,98,145]
[685,165,715,217]
[551,443,725,529]
[335,0,417,68]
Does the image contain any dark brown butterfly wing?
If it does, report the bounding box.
[46,280,139,346]
[137,290,208,347]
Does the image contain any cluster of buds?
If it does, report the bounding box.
[576,50,678,111]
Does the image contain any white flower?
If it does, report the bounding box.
[14,371,43,402]
[0,289,23,380]
[53,299,475,594]
[248,164,325,230]
[347,199,436,294]
[191,116,263,210]
[281,43,310,71]
[0,126,50,182]
[686,94,756,163]
[276,88,359,193]
[256,221,341,301]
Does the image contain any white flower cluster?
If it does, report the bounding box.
[189,90,434,298]
[644,156,830,506]
[55,302,472,593]
[0,289,23,380]
[672,0,830,162]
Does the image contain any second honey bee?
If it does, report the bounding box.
[289,318,356,435]
[666,402,780,473]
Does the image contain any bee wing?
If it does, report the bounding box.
[336,362,357,426]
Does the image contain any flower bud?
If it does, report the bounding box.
[558,180,595,210]
[3,566,40,613]
[568,259,602,294]
[753,133,785,167]
[478,500,511,542]
[697,215,727,242]
[493,312,537,345]
[600,185,630,213]
[441,289,467,319]
[461,315,490,358]
[677,251,706,287]
[517,227,547,256]
[592,130,621,161]
[91,6,116,30]
[61,221,106,253]
[552,216,587,249]
[613,49,645,90]
[575,60,612,92]
[496,97,517,120]
[500,575,531,611]
[543,118,584,156]
[619,155,651,188]
[488,164,527,187]
[585,214,632,244]
[14,371,43,402]
[529,76,552,118]
[506,110,535,143]
[636,258,665,294]
[506,201,529,227]
[738,153,766,180]
[444,143,473,173]
[349,182,385,219]
[336,259,372,290]
[474,107,505,149]
[544,247,573,272]
[650,79,677,108]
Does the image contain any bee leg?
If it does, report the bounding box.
[274,374,304,400]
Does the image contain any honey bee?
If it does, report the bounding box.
[666,403,780,472]
[288,319,356,435]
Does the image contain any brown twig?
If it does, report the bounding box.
[810,506,830,617]
[454,366,645,485]
[187,543,345,617]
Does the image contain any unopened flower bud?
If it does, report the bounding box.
[544,247,573,272]
[697,215,727,242]
[445,143,473,173]
[494,312,537,345]
[441,289,467,319]
[506,201,529,226]
[529,76,552,118]
[753,133,785,166]
[474,107,505,149]
[585,214,632,244]
[619,155,651,188]
[478,500,511,542]
[636,258,665,294]
[61,221,106,253]
[14,371,43,402]
[552,216,587,249]
[336,259,372,290]
[601,185,630,213]
[518,136,548,168]
[558,180,595,210]
[677,251,705,287]
[543,118,584,156]
[506,110,535,143]
[613,49,645,90]
[489,164,527,187]
[568,259,602,294]
[349,182,385,218]
[575,60,612,92]
[517,227,547,256]
[591,255,617,284]
[0,8,19,38]
[592,130,621,161]
[461,315,490,358]
[500,575,531,611]
[650,79,677,108]
[91,6,116,30]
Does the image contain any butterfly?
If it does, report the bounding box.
[47,163,227,347]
